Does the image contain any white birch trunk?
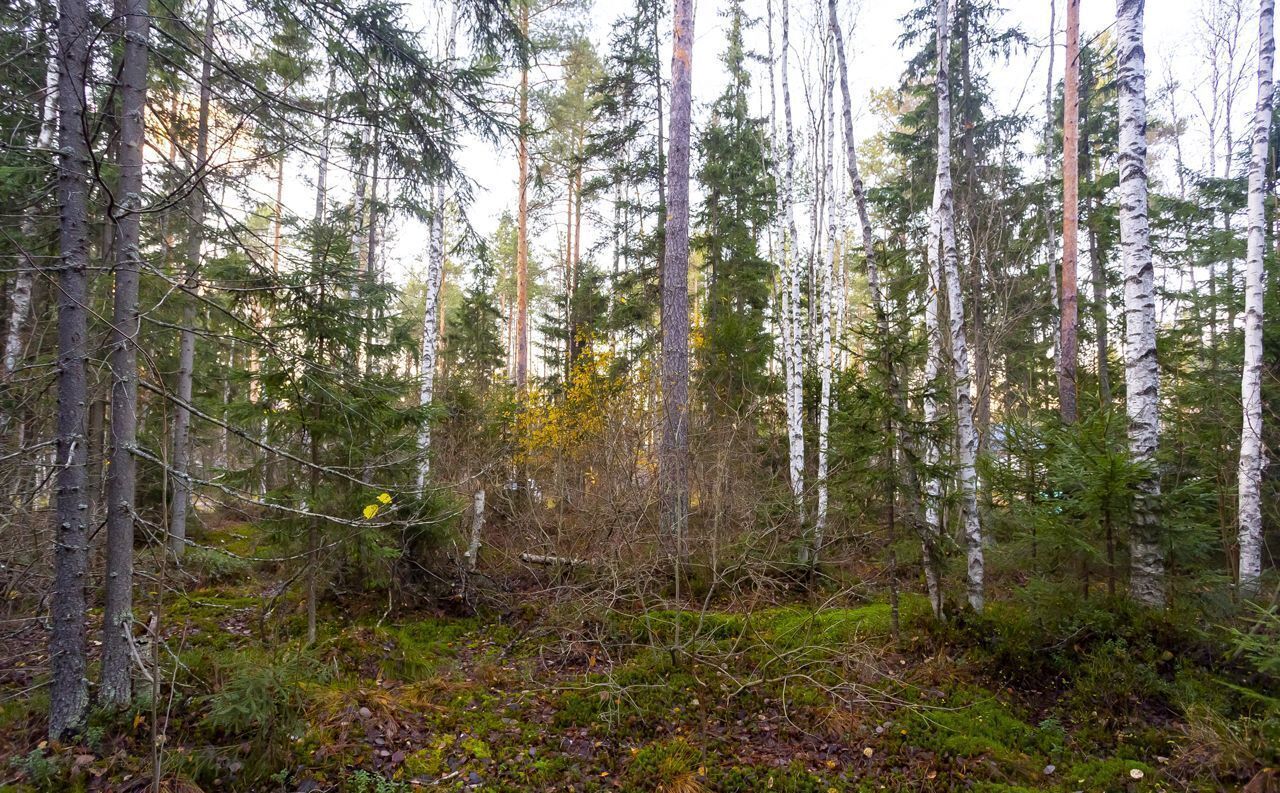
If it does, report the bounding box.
[1117,0,1164,608]
[465,487,485,573]
[2,42,58,386]
[814,40,836,564]
[1238,0,1274,594]
[416,10,457,492]
[923,189,945,604]
[828,0,941,615]
[780,0,805,528]
[417,181,446,491]
[934,0,985,612]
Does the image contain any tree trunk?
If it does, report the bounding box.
[1081,69,1112,404]
[1116,0,1164,608]
[959,3,990,448]
[48,0,93,740]
[100,0,150,710]
[515,4,530,389]
[170,0,215,559]
[305,75,335,647]
[813,44,836,566]
[660,0,694,561]
[416,14,455,490]
[2,39,57,391]
[1044,0,1060,379]
[779,0,805,528]
[935,0,985,612]
[828,0,938,615]
[1059,0,1080,424]
[1238,0,1274,595]
[465,488,485,573]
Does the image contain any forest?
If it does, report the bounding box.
[1,0,1279,789]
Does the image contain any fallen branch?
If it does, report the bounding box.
[520,553,592,567]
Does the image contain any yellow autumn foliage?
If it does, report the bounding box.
[514,345,627,466]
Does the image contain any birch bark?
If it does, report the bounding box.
[934,0,985,612]
[1116,0,1165,608]
[780,0,805,527]
[828,0,939,614]
[1237,0,1274,594]
[417,11,457,491]
[2,41,57,389]
[814,42,836,564]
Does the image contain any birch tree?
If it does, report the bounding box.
[1117,0,1164,608]
[828,0,939,615]
[660,0,694,559]
[48,0,92,740]
[418,9,459,491]
[1237,0,1274,595]
[934,0,985,612]
[813,37,836,565]
[779,0,805,527]
[1,44,56,391]
[169,0,216,558]
[100,0,150,709]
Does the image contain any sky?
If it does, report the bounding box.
[278,0,1249,286]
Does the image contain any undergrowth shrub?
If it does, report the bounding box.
[194,648,332,781]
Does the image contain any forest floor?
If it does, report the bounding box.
[0,520,1276,792]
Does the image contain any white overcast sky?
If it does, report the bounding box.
[309,0,1249,284]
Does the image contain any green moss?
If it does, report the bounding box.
[900,687,1048,779]
[711,763,828,793]
[375,617,514,680]
[398,736,453,780]
[1061,758,1154,790]
[751,595,930,647]
[625,609,747,643]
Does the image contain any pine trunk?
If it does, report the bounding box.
[1116,0,1164,608]
[1238,0,1274,594]
[100,0,150,709]
[1059,0,1080,424]
[515,5,530,389]
[48,0,93,740]
[170,0,215,559]
[660,0,694,560]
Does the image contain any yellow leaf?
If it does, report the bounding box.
[363,504,380,520]
[377,492,392,505]
[132,713,144,730]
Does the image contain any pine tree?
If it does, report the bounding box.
[661,0,694,559]
[48,0,92,741]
